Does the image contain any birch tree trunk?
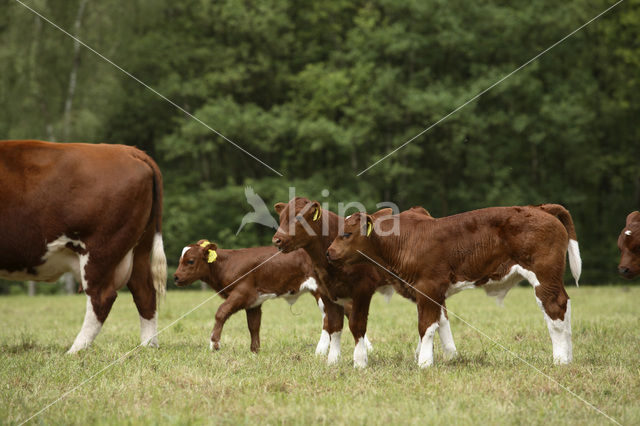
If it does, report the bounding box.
[27,281,36,297]
[63,0,89,141]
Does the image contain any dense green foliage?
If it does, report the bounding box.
[1,0,639,286]
[1,287,638,423]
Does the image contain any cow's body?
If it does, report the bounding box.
[272,197,399,368]
[174,241,328,352]
[618,211,640,279]
[327,204,581,366]
[0,140,166,353]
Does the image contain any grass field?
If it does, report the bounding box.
[1,286,638,425]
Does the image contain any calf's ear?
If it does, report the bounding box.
[371,208,393,221]
[311,201,322,221]
[364,213,374,237]
[274,202,286,214]
[197,240,218,253]
[626,211,640,225]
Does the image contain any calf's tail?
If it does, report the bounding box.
[537,204,581,286]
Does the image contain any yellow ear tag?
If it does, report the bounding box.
[366,221,373,237]
[200,240,210,247]
[313,207,321,222]
[207,249,217,263]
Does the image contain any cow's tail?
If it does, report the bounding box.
[150,160,167,304]
[537,204,581,286]
[136,149,167,305]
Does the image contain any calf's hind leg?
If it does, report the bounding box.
[535,285,572,364]
[246,306,262,353]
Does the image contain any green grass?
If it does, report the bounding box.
[1,286,638,425]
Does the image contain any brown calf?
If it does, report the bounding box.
[327,204,581,366]
[174,240,327,352]
[0,140,167,353]
[272,197,396,368]
[618,211,640,279]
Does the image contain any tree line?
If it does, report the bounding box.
[1,0,639,293]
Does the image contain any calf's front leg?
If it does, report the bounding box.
[348,292,373,368]
[416,287,444,368]
[210,293,245,351]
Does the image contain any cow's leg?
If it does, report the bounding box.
[68,290,117,354]
[314,296,331,356]
[210,292,246,351]
[246,306,262,353]
[416,287,443,368]
[348,291,373,368]
[127,247,159,348]
[438,303,457,360]
[324,299,345,365]
[534,285,572,364]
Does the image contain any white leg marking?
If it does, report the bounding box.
[363,333,373,352]
[438,308,457,360]
[353,337,368,368]
[418,322,439,368]
[315,330,330,356]
[209,338,220,351]
[67,295,103,354]
[536,298,573,364]
[327,331,342,365]
[415,336,422,361]
[140,312,158,348]
[315,298,330,355]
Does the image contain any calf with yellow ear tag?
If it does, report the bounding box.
[174,238,327,354]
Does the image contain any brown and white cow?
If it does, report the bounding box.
[174,240,328,352]
[618,211,640,279]
[0,140,167,353]
[272,197,396,368]
[327,204,581,366]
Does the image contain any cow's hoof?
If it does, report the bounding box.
[210,341,220,351]
[327,353,340,365]
[442,347,457,361]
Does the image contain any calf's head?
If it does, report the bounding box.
[326,208,392,265]
[272,197,323,253]
[618,211,640,279]
[174,240,218,286]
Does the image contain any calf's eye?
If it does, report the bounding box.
[343,233,352,238]
[187,260,195,265]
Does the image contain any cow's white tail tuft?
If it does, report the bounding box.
[567,239,581,287]
[152,233,167,304]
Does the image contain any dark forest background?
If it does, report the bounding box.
[1,0,639,292]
